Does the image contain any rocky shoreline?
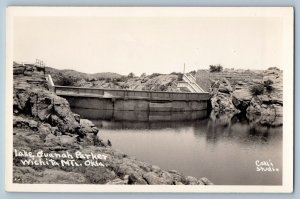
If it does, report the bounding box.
[209,68,283,127]
[12,63,213,185]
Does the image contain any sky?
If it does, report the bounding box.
[13,16,283,75]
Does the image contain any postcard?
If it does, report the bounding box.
[6,7,294,192]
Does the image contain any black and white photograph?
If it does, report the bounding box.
[5,7,294,192]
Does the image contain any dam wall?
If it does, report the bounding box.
[52,84,210,122]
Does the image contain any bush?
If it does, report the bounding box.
[189,70,196,76]
[59,76,79,86]
[209,64,223,73]
[250,84,265,96]
[127,72,135,78]
[177,73,183,81]
[105,78,111,83]
[159,84,168,91]
[263,79,274,92]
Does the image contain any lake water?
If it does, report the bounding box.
[74,107,282,185]
[89,114,282,185]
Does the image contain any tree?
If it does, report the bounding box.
[209,64,223,73]
[127,72,135,78]
[189,70,196,76]
[59,75,79,86]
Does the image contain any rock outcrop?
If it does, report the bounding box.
[209,68,283,127]
[232,88,252,113]
[14,88,84,136]
[210,78,240,114]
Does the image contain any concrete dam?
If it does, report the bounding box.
[47,74,210,122]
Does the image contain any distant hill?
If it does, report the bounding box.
[17,62,277,93]
[45,66,181,92]
[45,67,124,86]
[90,72,123,80]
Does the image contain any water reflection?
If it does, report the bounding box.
[72,108,208,121]
[206,111,282,144]
[72,107,282,185]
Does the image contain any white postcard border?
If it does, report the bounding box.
[5,6,294,193]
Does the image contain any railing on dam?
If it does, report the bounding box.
[54,85,210,101]
[177,74,206,93]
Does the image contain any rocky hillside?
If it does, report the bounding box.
[12,63,213,185]
[46,67,182,92]
[209,68,283,127]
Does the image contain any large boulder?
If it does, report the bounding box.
[37,123,52,140]
[210,93,239,114]
[200,177,214,185]
[13,116,38,130]
[14,88,80,135]
[232,88,253,112]
[185,176,204,185]
[15,91,31,111]
[246,96,262,115]
[80,119,99,135]
[260,69,283,105]
[217,78,233,94]
[128,173,148,184]
[142,172,169,185]
[210,78,238,114]
[30,91,54,121]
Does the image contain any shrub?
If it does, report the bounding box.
[159,84,168,91]
[127,72,135,78]
[115,76,128,82]
[105,78,112,83]
[209,64,223,73]
[58,76,79,86]
[112,78,118,84]
[189,70,196,76]
[177,73,183,81]
[250,84,265,96]
[263,79,274,92]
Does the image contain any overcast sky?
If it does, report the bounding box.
[14,16,283,75]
